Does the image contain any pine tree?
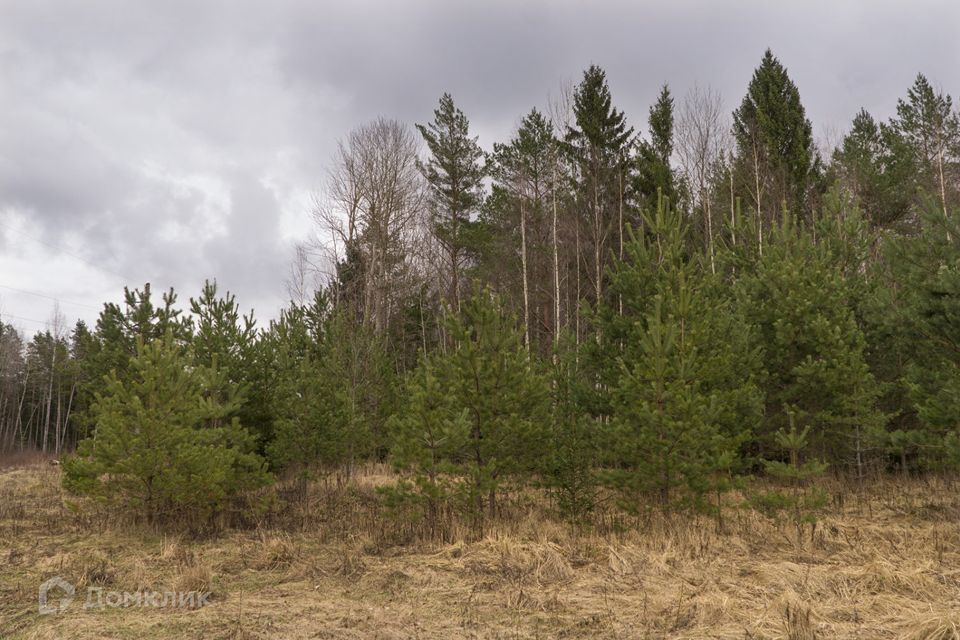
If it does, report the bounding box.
[485,108,558,351]
[73,284,193,439]
[417,93,486,310]
[604,202,762,511]
[831,109,915,228]
[739,216,886,466]
[886,206,960,470]
[189,281,263,438]
[890,73,960,219]
[751,410,829,542]
[63,334,269,528]
[389,289,549,534]
[541,336,601,523]
[386,356,470,540]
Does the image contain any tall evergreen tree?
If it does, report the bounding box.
[733,49,821,246]
[417,93,486,311]
[890,73,960,219]
[565,65,634,318]
[831,109,915,229]
[634,84,677,208]
[485,108,558,351]
[604,203,761,510]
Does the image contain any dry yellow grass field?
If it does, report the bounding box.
[2,459,960,639]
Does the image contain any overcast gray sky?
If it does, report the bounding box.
[1,0,958,335]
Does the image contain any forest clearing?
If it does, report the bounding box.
[3,3,960,639]
[3,457,960,640]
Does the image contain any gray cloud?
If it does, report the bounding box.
[0,0,958,332]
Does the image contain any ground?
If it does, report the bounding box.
[2,460,960,639]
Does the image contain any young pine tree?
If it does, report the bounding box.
[604,202,762,512]
[887,206,960,471]
[385,357,470,540]
[63,334,269,528]
[389,289,549,535]
[541,335,601,524]
[738,215,887,468]
[752,410,829,543]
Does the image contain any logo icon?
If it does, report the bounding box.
[39,577,74,615]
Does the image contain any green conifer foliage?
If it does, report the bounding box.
[417,93,487,309]
[740,216,886,466]
[733,49,821,224]
[63,334,269,528]
[604,200,762,511]
[389,289,549,535]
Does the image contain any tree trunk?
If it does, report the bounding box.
[520,178,530,350]
[753,143,763,257]
[552,156,561,348]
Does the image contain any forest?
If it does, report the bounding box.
[2,48,960,540]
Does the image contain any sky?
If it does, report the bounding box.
[1,0,958,336]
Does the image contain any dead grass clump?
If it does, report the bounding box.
[251,531,300,570]
[902,616,960,640]
[780,591,818,640]
[848,560,942,599]
[175,560,213,594]
[375,569,412,596]
[606,544,647,577]
[0,449,55,470]
[122,557,152,592]
[38,548,117,588]
[335,547,367,577]
[462,539,574,587]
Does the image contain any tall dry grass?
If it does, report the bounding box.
[4,459,960,638]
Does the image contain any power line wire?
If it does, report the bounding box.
[0,312,55,328]
[0,284,101,311]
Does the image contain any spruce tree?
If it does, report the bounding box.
[733,49,820,233]
[634,84,677,208]
[565,65,634,313]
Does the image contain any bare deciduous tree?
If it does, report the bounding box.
[311,118,425,333]
[677,85,727,273]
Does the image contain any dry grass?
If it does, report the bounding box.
[2,460,960,638]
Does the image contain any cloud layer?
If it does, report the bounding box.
[1,0,957,333]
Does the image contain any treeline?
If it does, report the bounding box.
[3,50,960,532]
